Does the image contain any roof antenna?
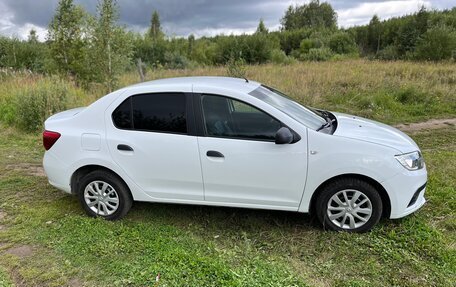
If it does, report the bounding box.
[244,77,249,83]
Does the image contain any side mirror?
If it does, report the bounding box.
[275,127,294,144]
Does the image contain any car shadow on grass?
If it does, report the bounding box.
[126,200,319,232]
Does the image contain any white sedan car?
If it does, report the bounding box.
[43,77,427,232]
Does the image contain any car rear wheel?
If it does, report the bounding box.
[78,170,132,220]
[316,178,383,232]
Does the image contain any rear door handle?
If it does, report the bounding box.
[117,144,133,151]
[206,150,224,158]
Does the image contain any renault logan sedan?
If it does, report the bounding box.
[43,77,427,232]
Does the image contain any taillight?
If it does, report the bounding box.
[43,130,61,150]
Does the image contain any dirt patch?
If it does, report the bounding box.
[5,245,34,258]
[0,211,9,233]
[0,210,6,220]
[9,267,27,287]
[395,118,456,132]
[67,278,84,287]
[5,163,46,177]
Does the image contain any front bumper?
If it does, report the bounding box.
[381,166,427,219]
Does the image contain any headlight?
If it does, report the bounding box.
[395,151,424,171]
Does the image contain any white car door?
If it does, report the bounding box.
[196,94,308,210]
[106,92,204,201]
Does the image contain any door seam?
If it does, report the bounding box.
[196,136,206,200]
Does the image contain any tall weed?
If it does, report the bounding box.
[0,75,86,132]
[15,77,84,131]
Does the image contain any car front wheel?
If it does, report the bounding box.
[78,170,132,220]
[316,178,383,232]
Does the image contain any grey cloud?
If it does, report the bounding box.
[0,0,454,38]
[2,0,59,27]
[2,0,291,36]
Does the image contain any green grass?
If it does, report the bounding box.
[0,125,455,286]
[0,266,13,287]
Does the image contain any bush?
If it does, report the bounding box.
[270,49,295,64]
[241,34,280,64]
[189,39,217,65]
[214,34,280,65]
[376,45,399,60]
[277,28,313,54]
[328,32,358,55]
[13,77,82,132]
[164,51,190,69]
[394,87,431,104]
[0,96,15,125]
[289,49,302,59]
[301,47,333,61]
[414,25,456,61]
[299,38,323,54]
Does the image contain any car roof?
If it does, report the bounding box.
[128,76,261,94]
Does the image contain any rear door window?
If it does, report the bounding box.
[112,93,187,134]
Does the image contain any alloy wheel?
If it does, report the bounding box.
[83,181,120,216]
[326,189,373,230]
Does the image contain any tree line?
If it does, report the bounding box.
[0,0,455,91]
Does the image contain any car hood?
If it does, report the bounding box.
[332,112,419,153]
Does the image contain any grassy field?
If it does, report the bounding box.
[0,60,455,286]
[123,60,456,125]
[1,60,456,132]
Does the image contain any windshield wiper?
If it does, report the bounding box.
[316,110,334,132]
[316,121,331,131]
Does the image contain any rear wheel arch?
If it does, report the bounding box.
[309,173,391,218]
[71,165,132,198]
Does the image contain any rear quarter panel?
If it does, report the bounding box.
[43,89,135,194]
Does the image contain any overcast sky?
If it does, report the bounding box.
[0,0,454,41]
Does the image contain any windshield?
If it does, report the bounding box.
[249,85,327,130]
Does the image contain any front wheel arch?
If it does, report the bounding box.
[309,174,391,219]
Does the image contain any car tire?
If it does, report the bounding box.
[78,170,132,220]
[315,178,383,232]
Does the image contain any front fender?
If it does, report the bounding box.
[298,130,400,212]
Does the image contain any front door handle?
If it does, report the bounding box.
[206,150,224,158]
[117,144,133,151]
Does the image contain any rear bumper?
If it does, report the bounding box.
[381,166,427,219]
[43,151,71,194]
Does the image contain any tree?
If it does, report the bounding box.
[415,25,456,60]
[149,10,163,39]
[395,7,429,56]
[91,0,133,92]
[328,32,357,54]
[28,29,39,43]
[142,10,166,66]
[0,36,48,72]
[47,0,88,80]
[415,6,429,35]
[281,0,337,30]
[256,19,268,34]
[367,15,382,54]
[187,34,195,57]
